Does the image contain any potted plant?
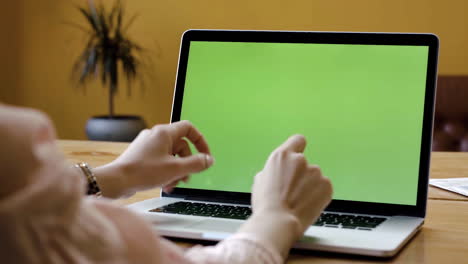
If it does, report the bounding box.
[72,0,146,142]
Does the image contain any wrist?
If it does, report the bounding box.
[239,211,301,258]
[253,210,302,238]
[94,163,134,199]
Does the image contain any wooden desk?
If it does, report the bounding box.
[427,151,468,202]
[59,140,468,263]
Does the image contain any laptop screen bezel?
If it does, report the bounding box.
[166,30,439,218]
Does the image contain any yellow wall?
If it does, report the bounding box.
[2,0,468,139]
[0,1,19,103]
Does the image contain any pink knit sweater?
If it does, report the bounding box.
[0,164,282,264]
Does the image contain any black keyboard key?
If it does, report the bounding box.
[372,217,386,223]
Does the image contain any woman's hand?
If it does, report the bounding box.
[239,135,332,258]
[252,134,333,235]
[95,121,214,198]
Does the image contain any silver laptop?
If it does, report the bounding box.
[129,30,439,257]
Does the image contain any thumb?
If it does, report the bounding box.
[278,134,307,153]
[175,153,214,175]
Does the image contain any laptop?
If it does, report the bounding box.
[129,30,439,257]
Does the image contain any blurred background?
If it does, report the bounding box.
[0,0,467,150]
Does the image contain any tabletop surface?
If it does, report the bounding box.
[59,140,468,263]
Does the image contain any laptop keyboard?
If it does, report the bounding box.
[313,213,386,230]
[149,201,387,230]
[150,201,252,220]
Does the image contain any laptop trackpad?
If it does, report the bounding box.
[188,219,242,233]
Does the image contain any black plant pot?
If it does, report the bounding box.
[86,115,147,142]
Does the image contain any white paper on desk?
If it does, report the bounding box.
[429,178,468,197]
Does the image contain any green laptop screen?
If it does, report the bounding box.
[178,41,429,206]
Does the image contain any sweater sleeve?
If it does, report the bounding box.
[183,233,283,264]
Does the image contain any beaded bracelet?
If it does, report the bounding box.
[74,162,102,197]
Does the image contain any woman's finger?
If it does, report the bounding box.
[163,181,178,193]
[277,134,307,153]
[167,121,210,154]
[163,176,190,193]
[173,138,191,157]
[164,139,193,192]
